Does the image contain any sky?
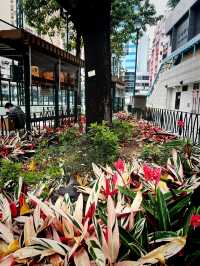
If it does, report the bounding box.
[148,0,168,45]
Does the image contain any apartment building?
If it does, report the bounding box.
[149,18,170,87]
[148,0,200,114]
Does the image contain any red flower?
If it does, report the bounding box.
[177,120,184,128]
[114,159,125,173]
[10,202,18,218]
[143,164,161,185]
[190,215,200,229]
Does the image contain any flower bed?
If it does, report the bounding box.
[0,154,199,265]
[0,113,199,265]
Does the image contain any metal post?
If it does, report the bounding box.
[0,67,2,106]
[54,58,60,128]
[67,89,70,116]
[66,14,69,51]
[133,29,139,100]
[23,46,31,131]
[74,90,78,122]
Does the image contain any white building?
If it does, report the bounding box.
[147,0,200,114]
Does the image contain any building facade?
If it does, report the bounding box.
[149,18,170,87]
[121,33,150,105]
[147,0,200,113]
[0,1,80,115]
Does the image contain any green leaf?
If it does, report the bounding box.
[169,194,191,218]
[183,206,193,235]
[148,231,178,243]
[156,188,171,231]
[131,218,146,240]
[119,227,146,258]
[118,186,136,200]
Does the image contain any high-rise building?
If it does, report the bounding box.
[121,33,150,105]
[149,18,170,87]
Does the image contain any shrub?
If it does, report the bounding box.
[0,160,21,189]
[112,119,133,142]
[59,127,79,144]
[140,139,188,165]
[88,122,119,164]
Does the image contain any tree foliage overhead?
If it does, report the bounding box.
[23,0,160,55]
[111,0,161,56]
[167,0,181,9]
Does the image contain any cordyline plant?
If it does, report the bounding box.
[138,120,177,143]
[0,156,199,265]
[0,135,35,160]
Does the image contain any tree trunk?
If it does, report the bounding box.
[59,0,112,128]
[81,1,112,127]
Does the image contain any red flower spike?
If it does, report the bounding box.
[190,215,200,229]
[10,202,18,218]
[143,164,161,185]
[114,159,125,173]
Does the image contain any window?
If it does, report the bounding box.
[128,44,136,48]
[182,85,188,92]
[175,92,181,110]
[193,83,199,91]
[125,59,135,63]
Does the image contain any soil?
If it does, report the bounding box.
[119,138,142,161]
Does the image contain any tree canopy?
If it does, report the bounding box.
[167,0,181,9]
[23,0,160,56]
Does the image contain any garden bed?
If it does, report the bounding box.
[0,112,200,265]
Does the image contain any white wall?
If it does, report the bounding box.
[147,52,200,110]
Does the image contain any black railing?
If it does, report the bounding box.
[132,108,200,144]
[0,108,75,136]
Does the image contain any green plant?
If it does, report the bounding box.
[140,139,188,165]
[112,119,133,142]
[141,143,162,163]
[88,122,119,164]
[0,160,21,189]
[59,127,79,144]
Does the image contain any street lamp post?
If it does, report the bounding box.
[133,20,141,106]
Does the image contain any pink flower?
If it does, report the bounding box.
[114,159,125,173]
[143,164,161,185]
[190,215,200,229]
[177,120,184,128]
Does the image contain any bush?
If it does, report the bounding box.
[0,160,21,189]
[88,122,119,164]
[59,127,79,144]
[112,119,133,142]
[140,139,188,165]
